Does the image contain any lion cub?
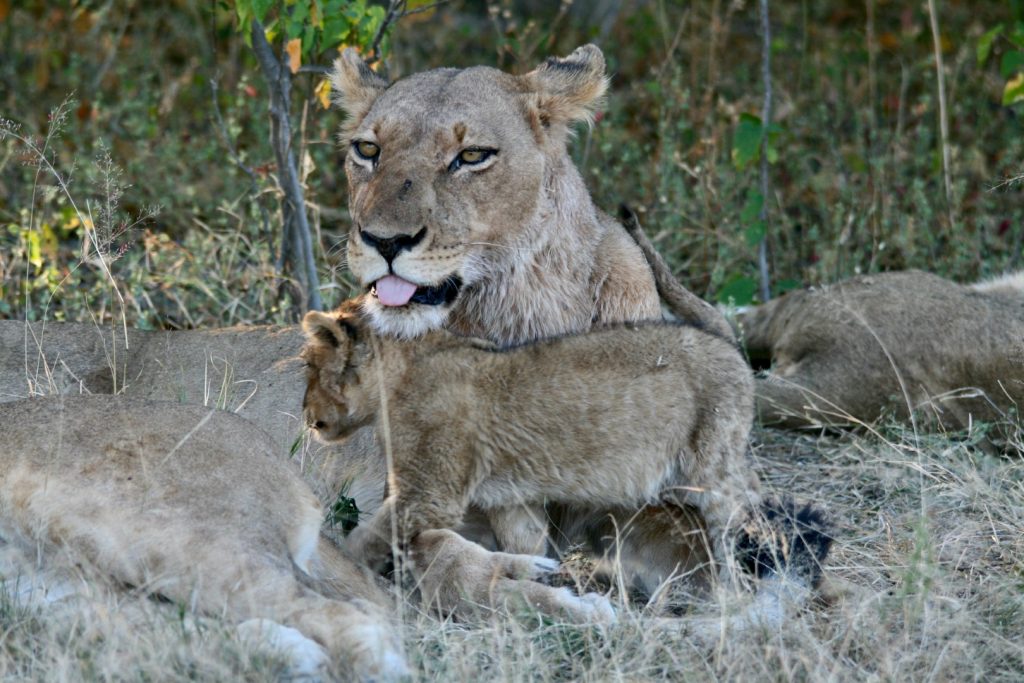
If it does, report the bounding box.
[301,299,818,585]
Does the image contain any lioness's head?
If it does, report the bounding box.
[300,300,372,441]
[331,45,608,338]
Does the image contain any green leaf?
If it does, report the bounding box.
[323,16,350,47]
[1003,72,1024,106]
[774,279,802,295]
[252,0,274,24]
[743,221,766,247]
[1000,50,1024,79]
[716,275,757,306]
[978,24,1004,66]
[1010,21,1024,47]
[740,191,763,225]
[732,113,763,171]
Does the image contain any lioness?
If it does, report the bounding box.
[739,270,1024,443]
[0,395,404,681]
[330,43,736,589]
[301,301,832,594]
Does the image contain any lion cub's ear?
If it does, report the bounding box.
[330,49,388,135]
[524,44,608,129]
[302,311,356,350]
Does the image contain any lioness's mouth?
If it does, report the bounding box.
[371,275,462,307]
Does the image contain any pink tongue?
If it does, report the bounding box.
[375,275,418,306]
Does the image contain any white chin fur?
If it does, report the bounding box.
[361,296,451,339]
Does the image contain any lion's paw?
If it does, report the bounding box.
[237,619,330,681]
[554,587,617,624]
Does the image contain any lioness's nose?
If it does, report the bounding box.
[359,227,426,264]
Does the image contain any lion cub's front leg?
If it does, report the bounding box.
[489,505,550,555]
[345,470,469,572]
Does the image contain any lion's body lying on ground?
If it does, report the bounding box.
[0,395,404,681]
[0,319,383,514]
[739,270,1024,443]
[301,302,831,600]
[624,216,1024,445]
[329,44,740,592]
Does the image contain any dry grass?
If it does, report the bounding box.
[3,424,1022,681]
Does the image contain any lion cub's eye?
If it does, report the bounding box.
[352,141,380,163]
[449,148,496,172]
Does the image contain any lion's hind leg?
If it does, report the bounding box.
[755,354,887,429]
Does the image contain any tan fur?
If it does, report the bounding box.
[331,43,661,341]
[0,395,406,681]
[301,301,759,585]
[330,45,736,592]
[619,205,736,341]
[737,271,1024,443]
[0,323,620,625]
[0,319,392,515]
[0,321,304,450]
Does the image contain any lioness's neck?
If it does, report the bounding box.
[449,155,606,344]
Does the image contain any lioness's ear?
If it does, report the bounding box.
[330,49,388,134]
[525,44,608,128]
[302,311,354,349]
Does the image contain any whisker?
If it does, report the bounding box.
[465,241,530,253]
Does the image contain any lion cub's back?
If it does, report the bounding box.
[455,322,752,505]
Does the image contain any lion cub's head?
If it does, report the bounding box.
[300,300,374,441]
[331,45,608,339]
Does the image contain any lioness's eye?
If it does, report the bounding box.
[449,148,496,172]
[352,141,380,162]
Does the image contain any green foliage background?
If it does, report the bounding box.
[0,0,1022,326]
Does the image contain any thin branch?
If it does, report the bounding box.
[401,0,450,18]
[296,64,332,75]
[368,0,407,66]
[987,172,1024,192]
[250,19,323,312]
[926,0,954,218]
[757,0,772,303]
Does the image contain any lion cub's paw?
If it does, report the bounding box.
[492,550,560,581]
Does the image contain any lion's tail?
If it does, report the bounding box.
[735,499,833,589]
[619,205,736,342]
[728,498,833,630]
[680,499,833,641]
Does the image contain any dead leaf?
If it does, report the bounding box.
[315,79,331,109]
[286,38,302,74]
